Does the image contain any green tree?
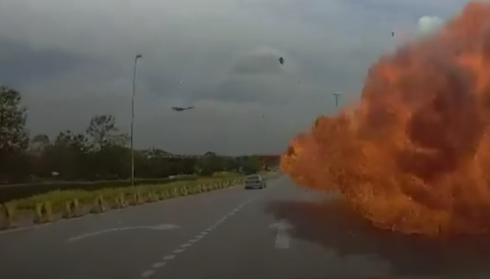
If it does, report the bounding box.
[241,156,261,175]
[85,115,130,179]
[197,152,222,175]
[0,86,29,151]
[29,134,52,180]
[204,151,216,157]
[136,148,171,178]
[0,86,269,185]
[30,134,50,152]
[224,157,240,172]
[43,130,91,180]
[0,86,30,182]
[86,114,128,149]
[179,158,197,175]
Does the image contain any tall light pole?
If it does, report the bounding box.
[131,54,142,187]
[333,92,342,107]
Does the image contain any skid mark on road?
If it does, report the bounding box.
[139,199,253,278]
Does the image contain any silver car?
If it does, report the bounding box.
[244,174,266,189]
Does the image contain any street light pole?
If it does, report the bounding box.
[131,54,142,187]
[333,92,341,107]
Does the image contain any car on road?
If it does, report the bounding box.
[244,174,267,189]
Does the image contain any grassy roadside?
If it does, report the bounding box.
[0,174,245,230]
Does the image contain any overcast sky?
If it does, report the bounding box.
[0,0,469,155]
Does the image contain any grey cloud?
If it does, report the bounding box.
[0,39,101,87]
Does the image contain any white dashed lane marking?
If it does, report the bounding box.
[162,255,175,261]
[173,248,186,254]
[141,270,155,278]
[139,199,253,278]
[152,262,166,268]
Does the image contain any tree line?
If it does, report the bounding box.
[0,86,266,185]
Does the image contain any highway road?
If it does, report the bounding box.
[1,176,490,279]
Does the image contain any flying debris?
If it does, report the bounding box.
[279,57,284,65]
[172,106,195,112]
[392,31,395,37]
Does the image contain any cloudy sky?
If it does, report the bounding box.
[0,0,469,155]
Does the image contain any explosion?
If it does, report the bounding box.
[281,1,490,237]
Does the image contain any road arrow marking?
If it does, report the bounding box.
[269,220,293,249]
[66,223,180,243]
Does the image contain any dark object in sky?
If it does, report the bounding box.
[391,31,395,37]
[279,57,284,64]
[172,106,195,111]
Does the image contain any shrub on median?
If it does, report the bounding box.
[0,176,201,203]
[0,175,245,229]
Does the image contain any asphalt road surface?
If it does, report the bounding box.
[1,176,490,279]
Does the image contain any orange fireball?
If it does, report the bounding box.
[281,1,490,237]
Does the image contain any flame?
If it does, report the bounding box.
[281,1,490,237]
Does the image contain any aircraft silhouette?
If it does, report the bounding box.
[172,106,195,112]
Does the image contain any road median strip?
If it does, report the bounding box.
[0,175,246,231]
